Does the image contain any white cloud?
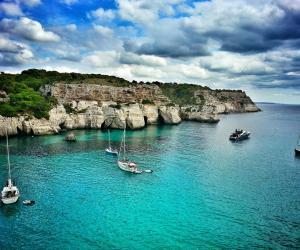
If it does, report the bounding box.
[89,8,115,21]
[82,51,119,68]
[200,52,274,75]
[120,52,167,67]
[93,25,114,37]
[130,65,163,78]
[117,0,183,24]
[0,38,33,66]
[0,2,23,16]
[0,17,60,42]
[65,24,77,32]
[19,0,41,7]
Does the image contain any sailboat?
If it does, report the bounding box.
[105,129,118,155]
[1,130,20,205]
[295,136,300,156]
[117,126,143,174]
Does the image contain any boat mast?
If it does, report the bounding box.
[6,129,11,180]
[108,129,111,148]
[123,124,126,161]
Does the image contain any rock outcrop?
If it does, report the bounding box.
[159,106,181,124]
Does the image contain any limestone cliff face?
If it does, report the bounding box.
[0,82,260,136]
[40,83,170,105]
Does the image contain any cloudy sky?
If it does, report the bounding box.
[0,0,300,103]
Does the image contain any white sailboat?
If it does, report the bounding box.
[105,129,118,155]
[1,130,20,205]
[117,126,143,174]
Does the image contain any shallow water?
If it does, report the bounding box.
[1,104,300,249]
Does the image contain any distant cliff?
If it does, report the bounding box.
[0,69,260,136]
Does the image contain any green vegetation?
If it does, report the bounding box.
[158,83,209,106]
[63,103,74,114]
[109,103,121,109]
[141,99,154,105]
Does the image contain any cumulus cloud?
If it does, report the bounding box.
[0,38,33,66]
[0,2,23,16]
[88,8,115,21]
[82,51,119,68]
[200,52,274,76]
[117,0,183,24]
[120,52,167,67]
[93,25,114,37]
[0,17,60,42]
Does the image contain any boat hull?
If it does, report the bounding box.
[230,132,250,141]
[105,148,118,155]
[117,161,142,174]
[295,149,300,156]
[1,195,19,205]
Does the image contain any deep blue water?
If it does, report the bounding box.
[0,104,300,249]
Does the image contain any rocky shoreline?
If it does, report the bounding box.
[0,82,260,137]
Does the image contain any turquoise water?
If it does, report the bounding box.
[1,104,300,249]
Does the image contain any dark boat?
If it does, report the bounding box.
[229,129,250,141]
[295,136,300,156]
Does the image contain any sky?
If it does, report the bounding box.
[0,0,300,104]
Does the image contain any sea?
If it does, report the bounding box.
[0,103,299,249]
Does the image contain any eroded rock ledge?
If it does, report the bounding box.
[0,83,260,137]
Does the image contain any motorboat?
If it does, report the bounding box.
[229,129,250,141]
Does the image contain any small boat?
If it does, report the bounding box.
[117,125,142,174]
[23,200,35,206]
[229,129,250,141]
[295,136,300,156]
[105,129,118,155]
[1,130,20,205]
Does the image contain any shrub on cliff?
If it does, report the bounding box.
[0,83,52,119]
[142,99,154,105]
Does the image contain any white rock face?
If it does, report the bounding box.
[0,116,23,136]
[76,101,98,111]
[122,104,145,129]
[49,105,67,126]
[181,111,220,123]
[22,118,60,135]
[244,103,261,112]
[142,105,159,124]
[102,106,126,129]
[159,106,181,124]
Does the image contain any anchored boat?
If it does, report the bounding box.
[105,129,118,155]
[117,125,143,174]
[1,130,20,205]
[229,129,250,141]
[295,136,300,156]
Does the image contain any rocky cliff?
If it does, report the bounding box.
[0,79,260,137]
